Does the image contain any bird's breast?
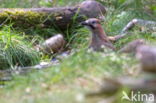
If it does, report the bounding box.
[90,37,115,51]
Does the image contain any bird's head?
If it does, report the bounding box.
[81,18,115,51]
[81,18,102,31]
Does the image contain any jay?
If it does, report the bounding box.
[81,18,115,51]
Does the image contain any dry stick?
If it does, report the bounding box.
[121,19,156,33]
[0,62,59,81]
[114,19,156,41]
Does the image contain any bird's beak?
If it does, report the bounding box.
[80,21,88,26]
[80,21,95,29]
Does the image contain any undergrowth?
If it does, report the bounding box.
[0,25,40,69]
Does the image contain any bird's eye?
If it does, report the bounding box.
[92,21,96,24]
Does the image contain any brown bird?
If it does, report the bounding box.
[81,18,115,51]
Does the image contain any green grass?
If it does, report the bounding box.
[0,25,40,69]
[0,0,40,8]
[0,0,156,103]
[1,50,136,103]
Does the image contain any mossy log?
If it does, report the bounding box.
[0,0,106,30]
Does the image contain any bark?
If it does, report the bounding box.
[0,0,106,30]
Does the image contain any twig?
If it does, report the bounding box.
[113,19,156,41]
[121,18,156,34]
[0,61,59,81]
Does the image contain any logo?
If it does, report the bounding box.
[122,91,155,102]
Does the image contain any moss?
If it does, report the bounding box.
[0,9,50,29]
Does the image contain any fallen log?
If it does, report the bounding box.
[0,0,106,31]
